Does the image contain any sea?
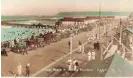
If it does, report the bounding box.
[1,11,132,21]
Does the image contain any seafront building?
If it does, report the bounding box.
[55,16,115,33]
[57,16,115,26]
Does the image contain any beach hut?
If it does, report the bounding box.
[122,28,133,43]
[122,27,133,52]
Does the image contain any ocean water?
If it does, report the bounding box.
[1,16,36,21]
[1,16,56,21]
[56,11,132,17]
[2,11,132,21]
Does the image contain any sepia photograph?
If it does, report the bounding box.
[1,0,133,77]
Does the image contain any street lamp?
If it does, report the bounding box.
[119,18,122,44]
[70,28,74,55]
[70,34,73,54]
[98,0,104,40]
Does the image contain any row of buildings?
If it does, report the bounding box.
[55,16,115,26]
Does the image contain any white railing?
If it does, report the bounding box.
[114,37,133,53]
[103,36,133,61]
[102,40,113,55]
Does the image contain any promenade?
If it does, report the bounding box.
[32,25,117,77]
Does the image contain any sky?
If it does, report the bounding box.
[1,0,133,16]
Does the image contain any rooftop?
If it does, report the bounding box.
[127,27,133,34]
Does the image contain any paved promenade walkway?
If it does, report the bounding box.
[32,26,117,77]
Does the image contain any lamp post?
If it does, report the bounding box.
[98,0,104,40]
[70,34,73,55]
[98,0,104,60]
[103,21,107,36]
[70,28,73,56]
[119,18,122,45]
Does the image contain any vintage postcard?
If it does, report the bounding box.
[1,0,133,77]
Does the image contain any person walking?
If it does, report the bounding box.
[67,58,73,71]
[88,50,92,61]
[68,41,71,49]
[92,50,95,60]
[14,38,17,45]
[79,41,82,53]
[73,59,78,71]
[16,38,20,43]
[93,41,97,50]
[17,63,22,76]
[11,40,15,48]
[96,41,100,50]
[25,63,30,77]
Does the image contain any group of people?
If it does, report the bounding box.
[67,58,79,71]
[1,31,57,56]
[87,50,96,61]
[17,63,30,77]
[2,26,55,49]
[68,40,83,53]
